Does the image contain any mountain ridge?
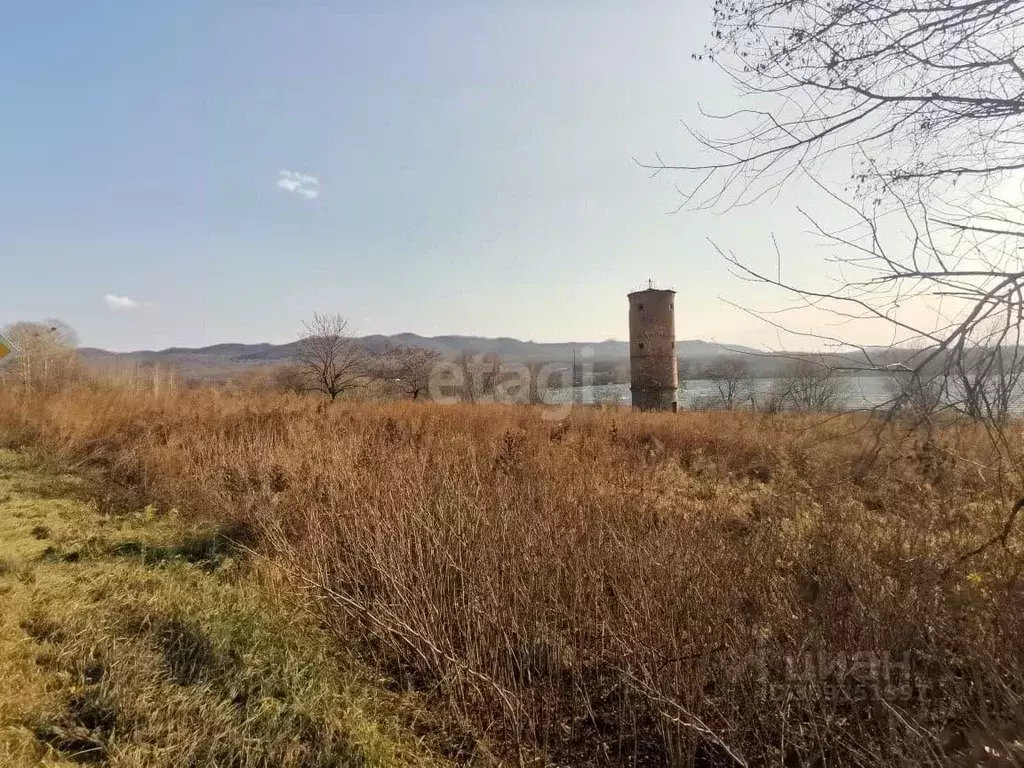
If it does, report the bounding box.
[79,334,763,377]
[80,334,760,359]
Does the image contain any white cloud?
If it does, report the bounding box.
[277,170,320,199]
[104,294,140,311]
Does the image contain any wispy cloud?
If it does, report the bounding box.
[104,293,140,311]
[277,170,320,199]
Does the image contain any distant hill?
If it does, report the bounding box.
[79,334,763,379]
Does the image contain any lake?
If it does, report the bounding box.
[548,376,901,410]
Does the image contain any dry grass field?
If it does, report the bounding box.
[2,383,1023,766]
[0,446,441,767]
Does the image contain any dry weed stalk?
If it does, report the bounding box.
[1,382,1022,765]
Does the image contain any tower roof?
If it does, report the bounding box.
[627,288,676,299]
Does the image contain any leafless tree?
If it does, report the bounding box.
[767,358,845,412]
[884,366,947,422]
[522,361,571,405]
[641,0,1024,525]
[952,335,1024,426]
[706,187,1024,430]
[293,314,371,401]
[0,319,80,393]
[641,0,1024,414]
[377,344,443,400]
[455,351,501,403]
[272,363,307,395]
[653,0,1024,209]
[881,340,1024,426]
[702,357,755,410]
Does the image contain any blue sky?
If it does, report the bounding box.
[1,1,829,351]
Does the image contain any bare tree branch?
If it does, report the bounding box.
[293,314,372,401]
[653,0,1024,564]
[376,344,443,401]
[649,0,1024,208]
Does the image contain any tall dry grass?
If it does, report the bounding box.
[2,381,1023,766]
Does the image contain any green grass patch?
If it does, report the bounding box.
[0,449,439,767]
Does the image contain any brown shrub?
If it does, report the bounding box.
[2,385,1023,765]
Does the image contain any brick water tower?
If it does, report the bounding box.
[628,283,678,412]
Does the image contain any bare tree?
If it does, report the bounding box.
[514,361,569,405]
[641,0,1024,393]
[377,344,443,400]
[642,0,1024,417]
[293,314,371,401]
[655,0,1024,208]
[273,363,307,395]
[0,319,80,393]
[952,338,1024,426]
[767,358,845,412]
[881,341,1024,426]
[636,0,1024,596]
[455,351,501,403]
[702,357,755,410]
[884,366,947,422]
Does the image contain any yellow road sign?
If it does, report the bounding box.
[0,332,19,368]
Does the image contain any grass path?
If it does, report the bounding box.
[0,449,436,767]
